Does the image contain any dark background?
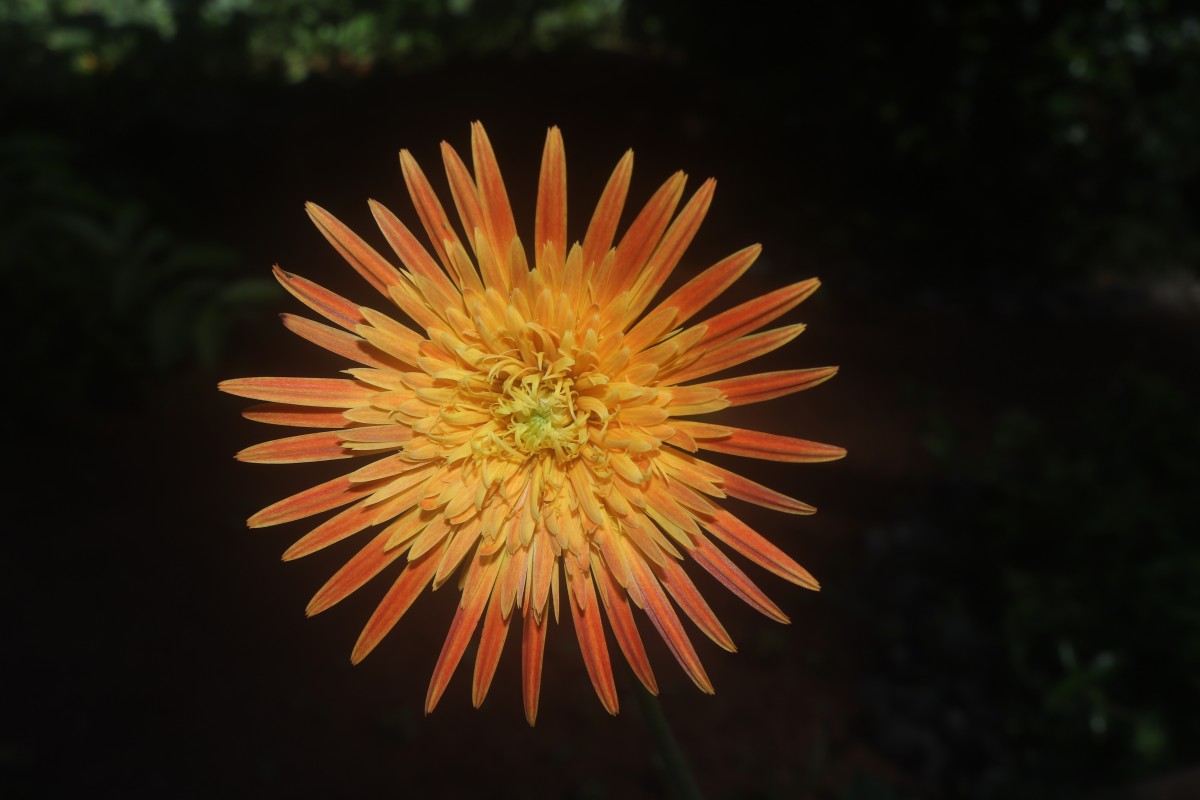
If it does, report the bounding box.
[4,2,1198,798]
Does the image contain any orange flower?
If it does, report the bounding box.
[219,123,845,723]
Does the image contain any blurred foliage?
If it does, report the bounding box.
[627,0,1200,292]
[854,369,1200,797]
[0,133,278,410]
[0,0,624,83]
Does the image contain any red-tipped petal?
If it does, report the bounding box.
[653,244,760,327]
[624,178,716,325]
[627,552,714,694]
[236,430,351,464]
[594,560,658,694]
[665,323,806,384]
[249,474,374,528]
[471,122,519,282]
[535,126,568,264]
[425,553,502,714]
[701,509,820,590]
[351,548,441,663]
[219,377,373,408]
[399,148,464,274]
[471,589,513,708]
[704,462,817,515]
[697,426,847,463]
[567,569,619,715]
[241,404,352,429]
[696,278,819,350]
[700,366,839,407]
[306,527,410,617]
[582,150,632,271]
[281,314,405,370]
[273,267,365,330]
[368,199,460,305]
[306,202,403,298]
[689,534,789,623]
[604,172,686,301]
[521,608,549,726]
[283,499,378,561]
[658,556,735,652]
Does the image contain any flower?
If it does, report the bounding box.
[219,122,845,724]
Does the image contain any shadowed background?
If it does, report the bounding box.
[4,2,1199,798]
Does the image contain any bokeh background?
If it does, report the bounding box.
[4,1,1199,797]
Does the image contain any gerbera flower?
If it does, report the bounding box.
[219,122,844,724]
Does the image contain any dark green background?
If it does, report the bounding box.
[4,2,1198,797]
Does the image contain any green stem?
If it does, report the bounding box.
[632,682,705,800]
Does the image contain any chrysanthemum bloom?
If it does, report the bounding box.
[219,123,844,724]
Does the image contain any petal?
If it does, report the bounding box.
[581,149,633,271]
[351,547,441,663]
[652,244,760,327]
[567,565,619,715]
[273,267,365,330]
[700,509,820,590]
[696,426,846,463]
[521,607,549,726]
[699,366,839,407]
[306,202,403,297]
[236,430,352,464]
[241,403,352,429]
[249,474,375,528]
[219,377,373,408]
[534,126,568,265]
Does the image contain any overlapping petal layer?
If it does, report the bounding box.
[220,123,844,723]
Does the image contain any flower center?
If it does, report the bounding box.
[493,372,588,459]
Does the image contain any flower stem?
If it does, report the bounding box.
[632,682,705,800]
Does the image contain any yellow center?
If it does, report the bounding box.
[493,372,589,460]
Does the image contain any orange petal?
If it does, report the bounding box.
[689,533,789,623]
[627,550,714,694]
[351,547,440,663]
[219,377,373,408]
[367,198,460,306]
[236,430,351,464]
[425,553,503,714]
[623,178,715,325]
[249,474,375,528]
[471,588,513,708]
[471,122,519,284]
[696,278,819,350]
[703,462,817,515]
[399,148,465,275]
[701,509,820,590]
[306,202,402,298]
[282,499,378,561]
[594,558,658,694]
[699,366,839,407]
[603,171,686,301]
[665,323,806,384]
[306,527,411,617]
[273,266,365,330]
[658,556,735,652]
[534,126,568,265]
[652,244,760,327]
[441,141,486,254]
[281,314,406,370]
[567,568,619,715]
[241,403,352,429]
[696,426,846,463]
[521,607,549,726]
[581,150,632,271]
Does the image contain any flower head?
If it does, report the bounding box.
[219,123,845,723]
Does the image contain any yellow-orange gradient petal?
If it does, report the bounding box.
[220,122,845,723]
